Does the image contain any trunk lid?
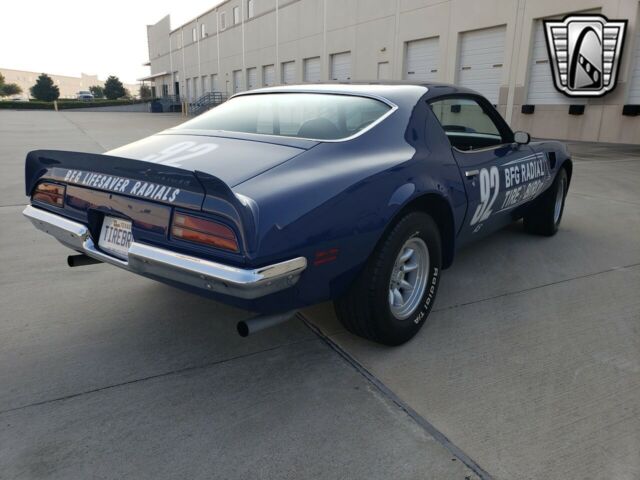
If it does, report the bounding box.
[106,132,311,187]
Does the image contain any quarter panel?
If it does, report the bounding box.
[234,95,467,305]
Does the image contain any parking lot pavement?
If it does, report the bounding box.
[305,143,640,479]
[0,111,477,480]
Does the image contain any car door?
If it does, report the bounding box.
[429,95,545,244]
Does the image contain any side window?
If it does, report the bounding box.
[430,97,505,151]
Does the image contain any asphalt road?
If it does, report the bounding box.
[1,110,639,479]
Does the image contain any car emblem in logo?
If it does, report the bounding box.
[544,15,627,97]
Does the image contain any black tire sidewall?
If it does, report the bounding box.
[524,167,568,236]
[370,213,442,345]
[553,169,568,228]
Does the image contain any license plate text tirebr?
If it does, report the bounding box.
[99,216,133,260]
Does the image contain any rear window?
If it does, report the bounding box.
[178,93,392,140]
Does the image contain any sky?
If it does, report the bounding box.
[1,0,222,84]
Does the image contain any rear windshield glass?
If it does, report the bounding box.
[177,93,392,140]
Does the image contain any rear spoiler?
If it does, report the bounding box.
[25,150,258,254]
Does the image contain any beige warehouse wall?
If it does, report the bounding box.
[146,0,640,143]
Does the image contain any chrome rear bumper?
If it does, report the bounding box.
[23,205,307,299]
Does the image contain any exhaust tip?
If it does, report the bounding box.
[67,254,103,267]
[237,321,250,338]
[236,310,296,338]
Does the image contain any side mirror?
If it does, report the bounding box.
[514,131,531,145]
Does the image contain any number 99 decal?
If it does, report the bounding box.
[470,166,500,226]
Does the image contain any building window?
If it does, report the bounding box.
[201,23,206,38]
[220,12,227,30]
[233,6,240,25]
[192,27,197,43]
[247,0,255,18]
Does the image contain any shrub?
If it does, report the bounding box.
[89,85,104,99]
[0,99,148,110]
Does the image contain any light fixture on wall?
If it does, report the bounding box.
[568,105,585,115]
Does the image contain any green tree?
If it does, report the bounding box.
[139,84,152,100]
[103,75,125,99]
[30,73,60,101]
[0,72,23,97]
[89,85,104,98]
[1,84,22,96]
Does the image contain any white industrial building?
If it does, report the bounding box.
[143,0,640,143]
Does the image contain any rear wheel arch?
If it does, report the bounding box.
[386,192,456,269]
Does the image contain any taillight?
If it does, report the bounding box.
[32,182,65,207]
[171,212,239,253]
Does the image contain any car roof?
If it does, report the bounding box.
[233,82,482,106]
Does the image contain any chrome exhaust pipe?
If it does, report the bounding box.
[67,254,102,267]
[237,310,296,337]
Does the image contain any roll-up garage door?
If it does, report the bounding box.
[247,68,257,90]
[282,61,296,84]
[303,57,321,82]
[330,52,351,81]
[263,65,275,86]
[628,27,640,104]
[233,70,242,93]
[404,37,439,82]
[458,26,506,104]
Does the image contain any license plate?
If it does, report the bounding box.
[99,216,133,259]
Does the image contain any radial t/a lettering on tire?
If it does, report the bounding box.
[334,212,442,346]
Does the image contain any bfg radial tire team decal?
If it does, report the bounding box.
[470,153,550,230]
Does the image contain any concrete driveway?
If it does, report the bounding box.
[1,110,638,479]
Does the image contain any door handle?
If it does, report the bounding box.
[465,169,480,179]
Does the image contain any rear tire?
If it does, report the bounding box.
[334,212,442,346]
[523,168,568,236]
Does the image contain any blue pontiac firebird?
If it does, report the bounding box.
[23,83,571,345]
